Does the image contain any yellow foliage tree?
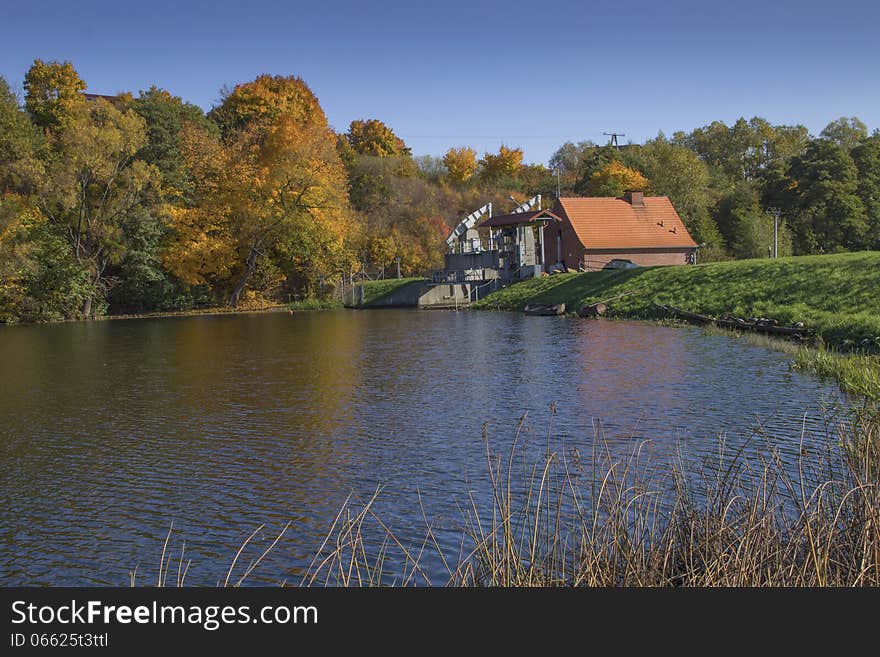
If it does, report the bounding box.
[167,78,351,306]
[585,160,649,196]
[345,119,409,157]
[23,59,87,130]
[30,95,158,316]
[479,145,523,180]
[443,147,477,183]
[208,74,325,136]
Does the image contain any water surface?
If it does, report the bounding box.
[0,310,842,584]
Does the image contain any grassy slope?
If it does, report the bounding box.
[473,252,880,344]
[354,277,427,306]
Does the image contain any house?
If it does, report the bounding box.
[477,208,561,280]
[441,196,560,283]
[546,191,698,271]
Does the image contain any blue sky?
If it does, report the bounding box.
[2,0,878,164]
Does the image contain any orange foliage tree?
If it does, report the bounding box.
[584,160,649,196]
[165,75,351,306]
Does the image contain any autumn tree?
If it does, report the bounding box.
[479,145,523,181]
[168,75,350,306]
[23,59,87,130]
[345,118,410,157]
[208,74,325,137]
[584,160,648,197]
[443,146,477,184]
[22,61,159,317]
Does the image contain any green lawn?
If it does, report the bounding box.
[352,277,427,306]
[473,252,880,345]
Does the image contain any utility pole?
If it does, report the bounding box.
[770,208,780,258]
[555,167,561,198]
[603,132,625,150]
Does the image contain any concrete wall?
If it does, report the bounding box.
[346,279,501,309]
[359,280,427,307]
[444,250,500,272]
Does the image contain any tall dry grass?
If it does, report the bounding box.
[136,405,878,587]
[302,407,879,587]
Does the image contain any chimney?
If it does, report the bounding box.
[625,190,644,207]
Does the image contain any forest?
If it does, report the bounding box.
[1,59,878,323]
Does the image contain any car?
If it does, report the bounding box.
[603,258,639,270]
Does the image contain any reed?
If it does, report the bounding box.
[302,406,879,587]
[137,405,879,587]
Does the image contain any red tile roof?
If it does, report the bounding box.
[556,196,697,250]
[478,209,562,229]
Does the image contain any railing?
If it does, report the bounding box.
[431,269,487,283]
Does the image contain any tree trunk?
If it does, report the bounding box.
[229,244,261,308]
[82,295,92,319]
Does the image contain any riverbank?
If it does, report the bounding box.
[472,252,880,346]
[345,277,428,307]
[0,299,348,326]
[3,303,288,325]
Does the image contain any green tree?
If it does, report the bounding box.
[626,134,725,258]
[851,133,880,249]
[129,86,218,204]
[685,117,808,184]
[820,117,868,151]
[549,140,598,194]
[781,140,868,253]
[0,77,42,191]
[715,183,791,259]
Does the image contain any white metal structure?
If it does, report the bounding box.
[511,194,541,214]
[445,203,492,253]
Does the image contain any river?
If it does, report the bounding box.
[0,309,844,585]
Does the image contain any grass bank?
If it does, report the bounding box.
[472,252,880,346]
[349,277,427,306]
[794,350,880,402]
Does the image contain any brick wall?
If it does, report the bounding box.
[581,249,693,271]
[543,223,585,270]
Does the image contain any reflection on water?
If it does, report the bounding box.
[0,310,842,585]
